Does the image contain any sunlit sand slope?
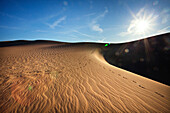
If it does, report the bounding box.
[0,43,169,112]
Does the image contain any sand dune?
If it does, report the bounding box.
[0,42,170,112]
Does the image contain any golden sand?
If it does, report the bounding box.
[0,43,169,112]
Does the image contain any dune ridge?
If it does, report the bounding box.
[0,43,170,112]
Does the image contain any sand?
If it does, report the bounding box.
[0,43,169,112]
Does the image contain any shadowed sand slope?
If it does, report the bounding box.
[0,42,170,112]
[102,33,170,85]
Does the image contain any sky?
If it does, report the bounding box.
[0,0,169,43]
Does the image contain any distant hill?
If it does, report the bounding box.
[0,40,68,47]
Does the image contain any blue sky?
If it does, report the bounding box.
[0,0,169,43]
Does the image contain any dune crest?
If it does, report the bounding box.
[0,43,169,112]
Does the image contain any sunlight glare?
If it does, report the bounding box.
[127,8,157,36]
[136,19,150,34]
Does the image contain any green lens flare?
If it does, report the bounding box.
[28,86,32,90]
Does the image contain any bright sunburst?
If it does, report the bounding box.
[127,8,157,36]
[135,19,150,34]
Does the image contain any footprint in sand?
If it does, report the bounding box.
[123,77,127,79]
[155,92,164,97]
[132,80,137,83]
[138,85,146,89]
[84,64,87,67]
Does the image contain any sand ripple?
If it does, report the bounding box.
[0,44,169,112]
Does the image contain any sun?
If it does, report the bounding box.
[128,18,151,35]
[127,8,157,36]
[136,19,150,34]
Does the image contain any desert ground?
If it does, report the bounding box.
[0,41,170,112]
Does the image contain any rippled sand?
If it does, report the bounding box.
[0,43,169,112]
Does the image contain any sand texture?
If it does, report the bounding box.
[0,43,170,113]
